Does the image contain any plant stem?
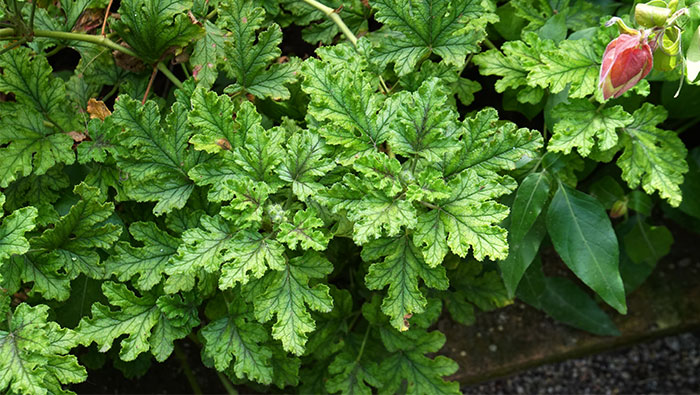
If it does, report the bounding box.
[142,66,158,104]
[355,325,371,364]
[301,0,394,96]
[101,84,119,101]
[157,62,183,89]
[483,38,500,51]
[0,28,184,88]
[45,44,65,57]
[28,1,37,33]
[101,0,115,36]
[32,29,138,56]
[378,76,389,94]
[216,371,238,395]
[0,37,27,57]
[419,201,440,210]
[302,0,358,46]
[173,343,203,395]
[206,8,218,20]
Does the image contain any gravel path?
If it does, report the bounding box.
[463,331,700,394]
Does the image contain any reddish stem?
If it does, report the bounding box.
[100,0,114,36]
[142,66,158,104]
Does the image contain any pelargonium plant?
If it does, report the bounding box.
[0,0,698,393]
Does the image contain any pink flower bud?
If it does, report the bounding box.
[599,33,653,100]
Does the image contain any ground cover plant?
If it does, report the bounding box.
[0,0,699,393]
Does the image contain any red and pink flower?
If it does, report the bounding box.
[598,33,653,100]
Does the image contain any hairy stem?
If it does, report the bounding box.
[302,0,357,46]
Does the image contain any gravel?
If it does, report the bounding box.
[463,331,700,394]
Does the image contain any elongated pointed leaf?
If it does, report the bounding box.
[518,261,620,336]
[510,172,550,243]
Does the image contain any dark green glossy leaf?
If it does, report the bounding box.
[510,172,550,243]
[546,183,626,314]
[518,260,620,336]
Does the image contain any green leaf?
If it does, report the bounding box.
[201,308,274,384]
[538,13,567,42]
[106,222,180,291]
[219,0,298,99]
[165,215,234,293]
[188,88,238,153]
[31,183,121,280]
[679,148,700,219]
[378,328,459,394]
[510,172,550,244]
[113,96,203,215]
[60,0,94,30]
[301,55,393,161]
[321,165,417,245]
[518,260,620,336]
[0,47,71,128]
[276,129,335,201]
[618,103,688,207]
[451,261,511,311]
[0,205,38,261]
[2,166,69,227]
[686,25,700,82]
[623,219,673,265]
[78,117,120,165]
[511,0,603,30]
[546,183,626,314]
[499,217,547,297]
[189,100,281,202]
[0,108,75,188]
[363,234,448,331]
[0,304,86,395]
[473,32,555,95]
[371,0,495,75]
[325,348,381,395]
[415,170,515,265]
[76,282,199,362]
[277,207,330,251]
[529,37,602,98]
[219,230,285,289]
[252,251,334,355]
[444,108,543,180]
[619,216,672,293]
[549,100,633,157]
[1,255,71,301]
[387,78,461,162]
[113,0,203,64]
[191,21,227,86]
